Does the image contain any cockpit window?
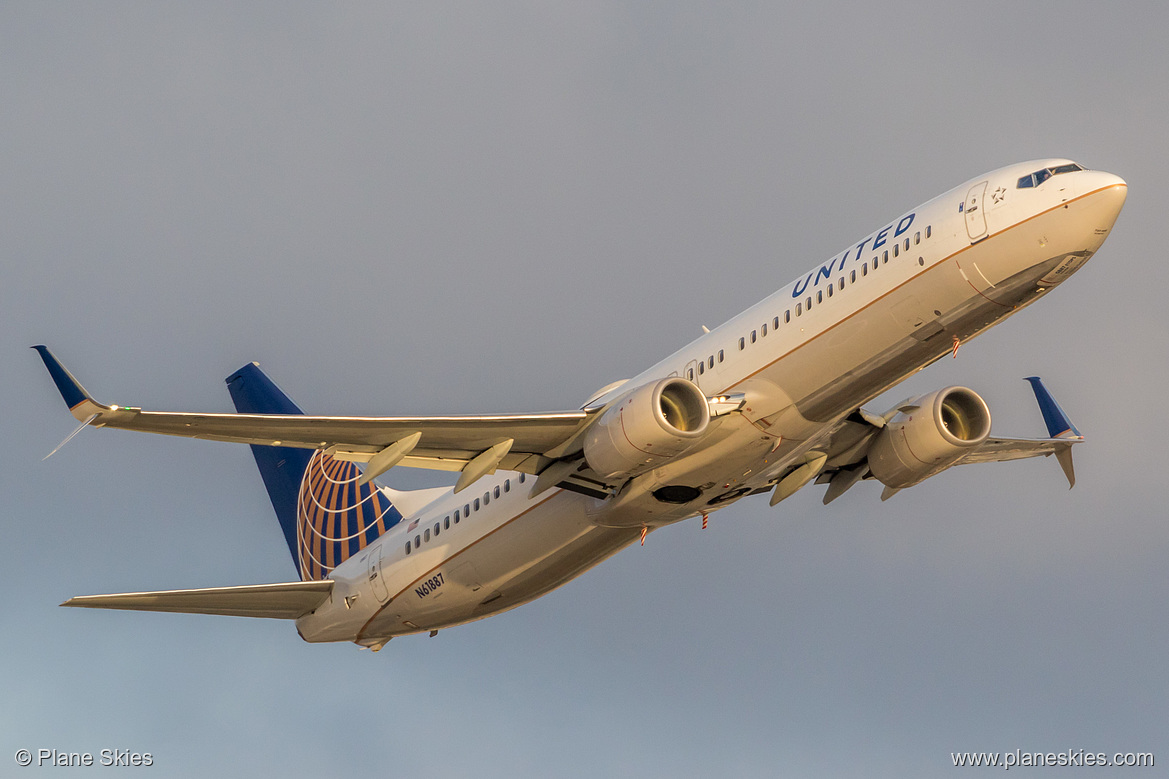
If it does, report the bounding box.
[1017,163,1085,189]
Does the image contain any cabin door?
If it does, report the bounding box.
[368,545,389,603]
[964,181,989,242]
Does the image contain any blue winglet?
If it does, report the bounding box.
[32,345,95,411]
[1023,377,1082,439]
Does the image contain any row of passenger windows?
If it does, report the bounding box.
[686,225,932,380]
[404,473,527,554]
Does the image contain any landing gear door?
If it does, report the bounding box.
[965,181,989,242]
[368,544,389,603]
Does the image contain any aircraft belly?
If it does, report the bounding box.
[360,492,637,636]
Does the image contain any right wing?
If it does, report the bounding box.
[34,346,591,487]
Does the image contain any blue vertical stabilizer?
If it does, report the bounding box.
[226,364,313,574]
[225,363,402,581]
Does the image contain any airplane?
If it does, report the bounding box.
[36,158,1126,649]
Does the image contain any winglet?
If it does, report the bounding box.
[1023,377,1082,439]
[33,346,92,409]
[32,345,113,421]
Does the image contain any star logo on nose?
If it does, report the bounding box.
[991,186,1006,204]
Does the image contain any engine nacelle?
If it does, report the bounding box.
[583,378,711,480]
[867,386,991,489]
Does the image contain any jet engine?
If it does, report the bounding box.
[867,386,991,489]
[583,377,711,480]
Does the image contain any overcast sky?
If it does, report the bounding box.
[4,2,1166,776]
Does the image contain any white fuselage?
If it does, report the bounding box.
[297,160,1126,646]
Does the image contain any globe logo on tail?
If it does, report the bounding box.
[296,451,401,581]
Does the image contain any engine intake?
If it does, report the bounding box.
[583,378,711,480]
[867,386,991,489]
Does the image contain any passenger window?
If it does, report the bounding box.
[687,368,694,380]
[784,310,791,323]
[444,516,450,529]
[494,486,500,499]
[718,349,724,362]
[883,250,888,263]
[816,291,822,303]
[773,316,780,329]
[708,356,714,369]
[483,492,490,505]
[892,244,898,258]
[796,303,802,316]
[827,285,833,298]
[805,296,812,310]
[434,522,440,536]
[739,337,745,350]
[698,361,705,375]
[751,330,757,343]
[914,231,921,245]
[424,528,430,542]
[838,278,844,290]
[454,509,461,522]
[504,479,510,492]
[761,323,767,336]
[850,270,856,283]
[519,473,525,483]
[926,225,932,238]
[405,541,411,554]
[862,263,868,276]
[474,498,480,511]
[415,535,421,547]
[464,503,470,515]
[904,237,909,251]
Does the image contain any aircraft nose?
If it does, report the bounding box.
[1077,169,1127,227]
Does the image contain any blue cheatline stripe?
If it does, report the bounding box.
[1023,377,1081,438]
[32,346,92,410]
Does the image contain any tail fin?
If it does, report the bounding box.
[225,363,402,581]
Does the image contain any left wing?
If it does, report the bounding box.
[34,346,590,488]
[815,376,1082,503]
[951,376,1081,487]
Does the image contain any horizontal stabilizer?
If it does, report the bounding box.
[61,580,333,619]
